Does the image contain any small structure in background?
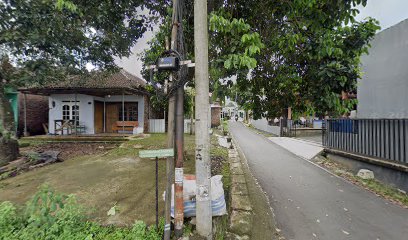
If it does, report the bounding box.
[222,97,246,122]
[210,102,222,127]
[4,86,48,136]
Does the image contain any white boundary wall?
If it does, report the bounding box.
[251,118,281,136]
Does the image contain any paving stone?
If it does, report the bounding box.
[232,174,246,184]
[231,165,244,175]
[231,162,242,169]
[229,210,252,236]
[225,232,250,240]
[229,157,241,163]
[231,193,252,211]
[231,183,249,195]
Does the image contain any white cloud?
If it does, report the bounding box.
[356,0,408,30]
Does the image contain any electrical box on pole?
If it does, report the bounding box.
[157,57,180,71]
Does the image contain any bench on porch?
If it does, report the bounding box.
[112,121,138,132]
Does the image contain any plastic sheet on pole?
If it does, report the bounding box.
[165,175,227,218]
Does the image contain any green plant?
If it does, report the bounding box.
[0,185,163,240]
[25,153,40,162]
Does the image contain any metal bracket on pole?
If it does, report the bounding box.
[148,60,195,70]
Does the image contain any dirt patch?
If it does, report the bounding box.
[23,142,117,161]
[0,134,196,227]
[211,156,226,176]
[0,143,119,181]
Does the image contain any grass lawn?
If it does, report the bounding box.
[0,133,197,226]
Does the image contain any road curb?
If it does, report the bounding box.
[227,142,253,239]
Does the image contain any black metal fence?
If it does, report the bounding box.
[323,119,408,164]
[280,119,296,137]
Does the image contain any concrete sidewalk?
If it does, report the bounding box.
[268,137,323,160]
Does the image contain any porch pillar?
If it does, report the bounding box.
[23,93,28,136]
[74,92,78,135]
[103,96,106,133]
[122,92,125,134]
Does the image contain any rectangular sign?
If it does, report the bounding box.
[139,148,174,158]
[175,168,183,183]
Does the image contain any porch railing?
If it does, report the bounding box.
[323,119,408,164]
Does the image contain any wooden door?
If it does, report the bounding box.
[106,103,119,133]
[94,101,104,133]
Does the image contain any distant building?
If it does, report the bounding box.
[210,102,222,127]
[4,86,48,136]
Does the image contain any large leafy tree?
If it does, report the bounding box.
[139,7,263,113]
[142,0,379,120]
[0,0,149,162]
[216,0,380,119]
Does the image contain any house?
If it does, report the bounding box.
[19,70,150,135]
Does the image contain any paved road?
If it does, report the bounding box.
[230,122,408,240]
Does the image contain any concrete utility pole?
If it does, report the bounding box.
[194,0,212,238]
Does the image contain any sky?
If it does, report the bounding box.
[116,0,408,79]
[356,0,408,30]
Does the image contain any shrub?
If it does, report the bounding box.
[0,185,163,240]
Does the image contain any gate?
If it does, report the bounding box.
[280,119,296,137]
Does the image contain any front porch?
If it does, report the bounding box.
[47,93,146,135]
[21,133,137,142]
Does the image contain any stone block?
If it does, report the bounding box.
[232,174,246,184]
[225,232,250,240]
[231,183,249,195]
[230,157,240,163]
[231,194,252,211]
[231,162,242,169]
[357,169,374,180]
[229,210,252,235]
[231,165,244,175]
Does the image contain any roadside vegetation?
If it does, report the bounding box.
[1,131,233,239]
[211,128,230,240]
[0,185,163,240]
[315,156,408,208]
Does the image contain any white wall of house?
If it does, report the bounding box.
[49,94,95,134]
[48,94,145,134]
[251,117,281,136]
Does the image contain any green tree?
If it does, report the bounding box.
[139,8,263,113]
[0,0,149,161]
[142,0,379,120]
[216,0,380,119]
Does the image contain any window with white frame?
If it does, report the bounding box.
[62,105,70,120]
[61,101,80,122]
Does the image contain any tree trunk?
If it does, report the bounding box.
[0,83,19,165]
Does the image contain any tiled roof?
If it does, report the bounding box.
[46,69,146,90]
